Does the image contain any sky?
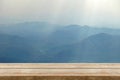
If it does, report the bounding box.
[0,0,120,28]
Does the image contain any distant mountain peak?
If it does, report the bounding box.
[94,33,112,37]
[80,33,113,44]
[61,25,82,31]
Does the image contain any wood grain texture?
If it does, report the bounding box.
[0,76,120,80]
[0,64,120,76]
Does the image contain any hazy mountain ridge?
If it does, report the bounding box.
[48,33,120,62]
[0,22,120,62]
[0,33,35,62]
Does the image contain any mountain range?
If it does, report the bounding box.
[0,22,120,62]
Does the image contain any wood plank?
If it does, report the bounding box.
[0,63,120,69]
[0,64,120,76]
[1,76,120,80]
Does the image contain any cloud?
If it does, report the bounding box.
[0,0,120,28]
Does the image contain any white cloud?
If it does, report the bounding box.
[0,0,120,28]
